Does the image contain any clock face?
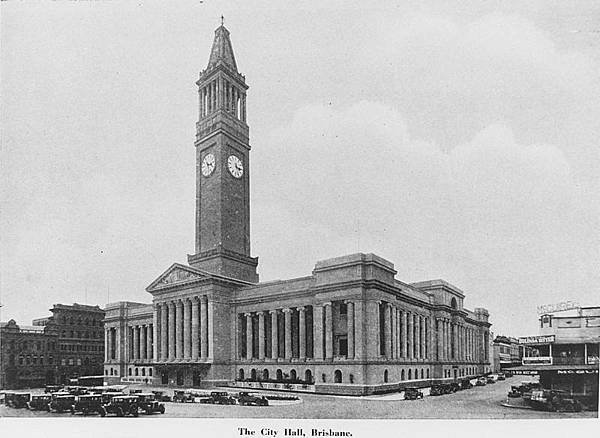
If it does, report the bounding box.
[201,153,215,177]
[227,155,244,178]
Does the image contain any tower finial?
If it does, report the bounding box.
[221,15,224,26]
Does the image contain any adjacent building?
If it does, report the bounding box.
[492,335,527,373]
[0,303,104,389]
[104,24,493,395]
[511,306,600,409]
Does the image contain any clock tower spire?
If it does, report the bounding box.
[187,24,258,283]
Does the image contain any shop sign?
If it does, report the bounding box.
[557,369,599,374]
[522,357,552,365]
[512,370,538,375]
[537,301,580,315]
[518,335,555,345]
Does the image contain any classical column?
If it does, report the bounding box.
[270,310,279,359]
[175,300,183,360]
[392,308,398,359]
[207,299,214,359]
[200,296,208,359]
[245,313,253,360]
[284,309,292,360]
[105,329,109,362]
[383,303,391,358]
[146,324,153,362]
[140,325,147,360]
[258,312,266,360]
[183,299,191,360]
[408,312,414,359]
[298,307,306,360]
[419,315,424,359]
[168,301,176,360]
[415,316,421,359]
[133,325,140,360]
[402,311,408,358]
[191,297,199,360]
[161,303,168,361]
[153,305,159,361]
[324,302,333,359]
[313,305,324,360]
[346,301,354,360]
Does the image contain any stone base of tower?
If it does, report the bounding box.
[188,248,259,283]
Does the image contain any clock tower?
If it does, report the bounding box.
[187,24,259,283]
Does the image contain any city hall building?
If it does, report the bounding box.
[104,24,492,395]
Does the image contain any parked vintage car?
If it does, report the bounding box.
[507,385,522,398]
[27,394,52,411]
[497,373,506,381]
[486,376,496,384]
[475,377,487,386]
[49,393,76,413]
[129,388,144,395]
[101,391,126,405]
[207,391,236,405]
[429,385,444,396]
[65,386,89,396]
[104,395,140,417]
[530,390,582,412]
[151,390,172,402]
[6,392,31,409]
[449,382,461,392]
[136,393,166,414]
[403,387,424,400]
[44,385,64,394]
[71,394,107,416]
[461,379,473,390]
[172,390,195,403]
[237,392,269,406]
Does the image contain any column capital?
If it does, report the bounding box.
[296,306,306,312]
[343,299,354,305]
[269,309,278,315]
[200,295,208,303]
[321,301,332,307]
[244,312,253,317]
[282,308,292,313]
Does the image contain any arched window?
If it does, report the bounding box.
[384,369,389,383]
[321,373,326,383]
[349,374,354,384]
[142,368,146,376]
[110,368,114,376]
[263,369,269,381]
[105,369,108,376]
[304,369,312,384]
[401,369,405,381]
[451,297,457,309]
[251,369,257,381]
[149,368,153,376]
[334,370,342,383]
[420,369,424,379]
[290,369,297,381]
[239,369,245,380]
[415,368,418,380]
[135,368,139,376]
[408,369,412,380]
[128,368,132,376]
[426,369,430,378]
[276,369,283,381]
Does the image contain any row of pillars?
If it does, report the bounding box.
[380,302,431,360]
[436,318,480,362]
[127,324,153,361]
[199,77,246,121]
[154,296,211,362]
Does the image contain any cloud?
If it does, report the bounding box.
[252,101,599,335]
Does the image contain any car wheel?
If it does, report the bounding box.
[99,407,106,417]
[132,409,139,418]
[159,405,165,414]
[116,407,124,417]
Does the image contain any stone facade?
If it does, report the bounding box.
[103,24,492,395]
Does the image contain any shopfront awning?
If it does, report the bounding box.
[509,364,599,375]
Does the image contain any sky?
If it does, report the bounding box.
[1,0,599,337]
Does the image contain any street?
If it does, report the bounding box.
[1,377,597,419]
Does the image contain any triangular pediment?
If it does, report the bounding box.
[146,263,207,292]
